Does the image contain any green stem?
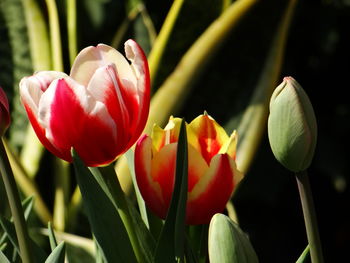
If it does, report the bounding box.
[0,139,33,263]
[45,0,64,71]
[66,186,82,231]
[3,139,52,224]
[147,0,185,82]
[53,159,70,232]
[67,0,77,65]
[296,170,324,263]
[92,166,145,263]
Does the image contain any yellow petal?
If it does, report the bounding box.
[219,130,238,160]
[188,114,229,164]
[134,135,164,218]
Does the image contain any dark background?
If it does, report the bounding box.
[1,0,349,262]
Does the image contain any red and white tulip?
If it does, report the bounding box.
[19,40,150,167]
[135,114,243,225]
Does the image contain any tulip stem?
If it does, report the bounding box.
[0,139,33,263]
[45,0,64,71]
[295,170,324,263]
[53,158,70,231]
[67,0,77,65]
[94,166,145,263]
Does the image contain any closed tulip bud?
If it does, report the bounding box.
[19,40,150,166]
[268,76,317,172]
[0,86,10,136]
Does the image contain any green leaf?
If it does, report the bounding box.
[125,149,149,228]
[208,214,259,263]
[0,196,34,248]
[0,215,47,262]
[47,222,58,250]
[296,245,310,263]
[90,164,155,263]
[72,150,137,263]
[188,225,208,263]
[22,196,34,221]
[45,242,65,263]
[0,0,33,148]
[0,249,10,263]
[154,119,188,263]
[65,243,95,263]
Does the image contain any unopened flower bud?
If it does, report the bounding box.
[268,77,317,172]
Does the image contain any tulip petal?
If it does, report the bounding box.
[19,72,70,160]
[187,154,238,224]
[123,40,151,145]
[135,135,164,217]
[86,64,130,145]
[37,78,90,161]
[219,130,238,160]
[189,114,229,164]
[19,71,68,115]
[151,117,183,152]
[74,101,119,166]
[70,43,135,87]
[0,87,10,133]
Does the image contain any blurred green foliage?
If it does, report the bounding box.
[0,0,349,262]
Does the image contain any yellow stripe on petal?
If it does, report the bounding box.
[188,114,229,164]
[219,130,238,160]
[151,123,166,153]
[187,144,208,192]
[187,154,237,224]
[134,135,164,217]
[151,142,178,218]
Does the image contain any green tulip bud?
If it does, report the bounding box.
[268,77,317,172]
[208,214,259,263]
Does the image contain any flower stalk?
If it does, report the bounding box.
[296,170,324,263]
[0,139,33,263]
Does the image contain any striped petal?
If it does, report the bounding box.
[123,39,150,147]
[70,43,135,88]
[37,78,90,161]
[19,71,68,116]
[151,117,183,152]
[186,153,239,224]
[188,114,229,164]
[135,135,164,217]
[19,71,69,160]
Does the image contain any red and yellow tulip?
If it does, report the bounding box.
[135,114,243,225]
[19,40,150,167]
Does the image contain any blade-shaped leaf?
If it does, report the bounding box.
[208,213,258,263]
[48,222,58,250]
[0,215,47,262]
[0,249,10,263]
[45,242,65,263]
[125,149,149,228]
[22,196,34,221]
[90,164,155,263]
[0,196,33,256]
[296,245,310,263]
[154,119,188,263]
[72,150,137,263]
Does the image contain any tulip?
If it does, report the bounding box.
[19,40,150,167]
[135,114,242,225]
[0,86,10,136]
[268,76,317,172]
